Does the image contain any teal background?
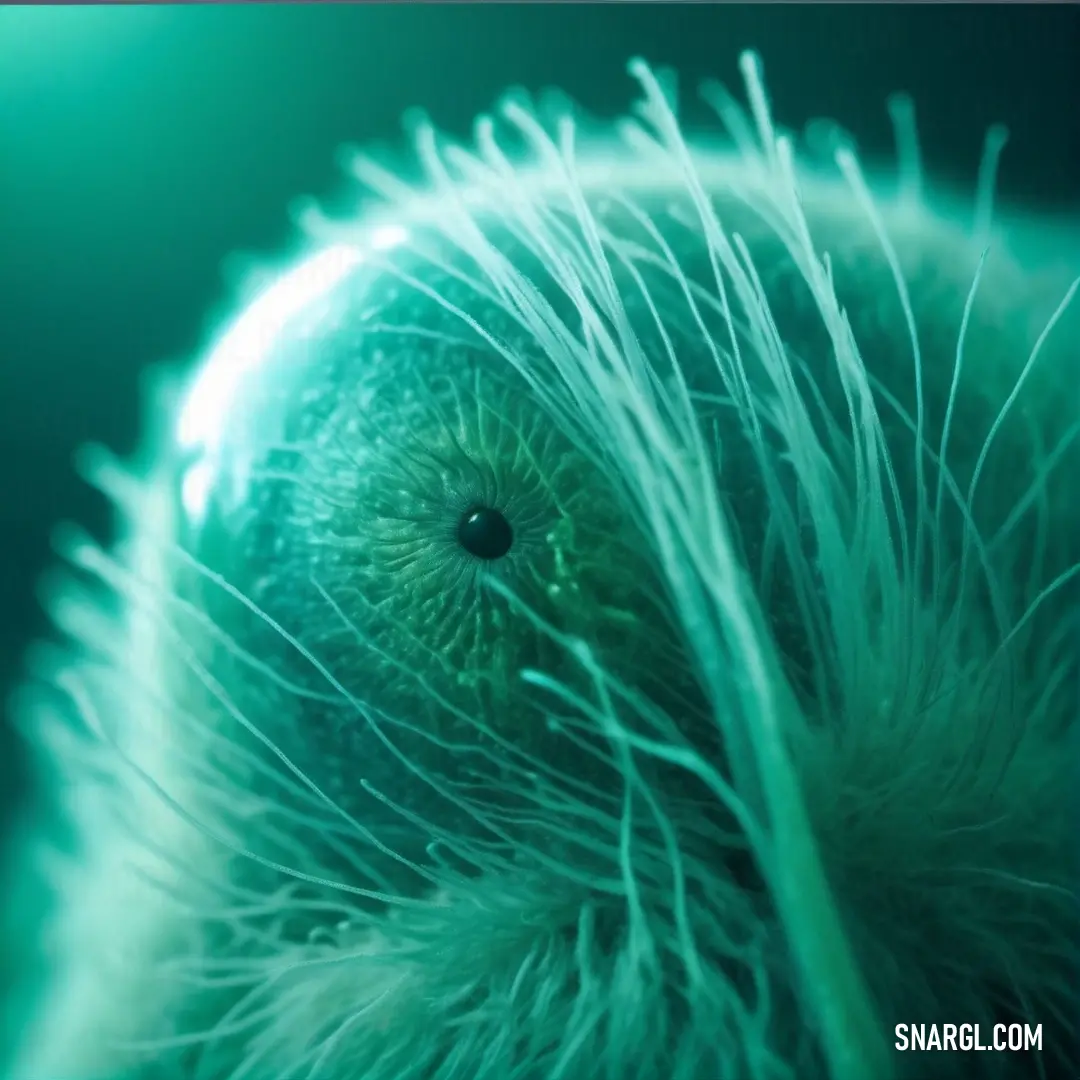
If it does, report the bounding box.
[0,3,1076,827]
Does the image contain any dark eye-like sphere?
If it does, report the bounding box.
[457,505,514,560]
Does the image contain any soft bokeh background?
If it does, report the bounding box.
[0,2,1077,834]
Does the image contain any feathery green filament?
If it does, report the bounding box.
[7,50,1077,1080]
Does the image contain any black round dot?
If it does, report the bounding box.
[457,506,513,561]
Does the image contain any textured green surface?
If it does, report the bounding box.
[0,7,1076,1078]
